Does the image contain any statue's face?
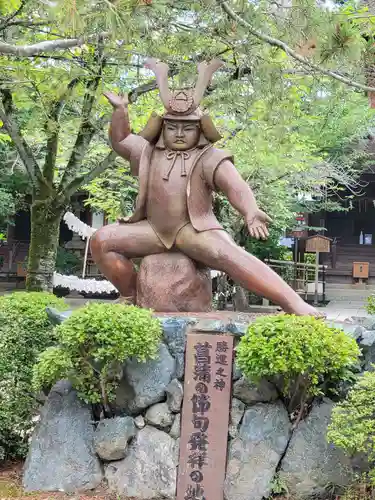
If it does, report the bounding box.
[163,120,200,151]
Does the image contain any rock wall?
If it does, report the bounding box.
[24,315,364,499]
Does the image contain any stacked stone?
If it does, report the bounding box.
[24,316,364,499]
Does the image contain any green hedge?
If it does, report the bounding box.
[0,292,67,460]
[328,370,375,483]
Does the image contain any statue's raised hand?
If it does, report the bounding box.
[103,91,129,109]
[247,209,272,241]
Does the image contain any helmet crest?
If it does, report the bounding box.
[145,57,224,117]
[139,57,224,144]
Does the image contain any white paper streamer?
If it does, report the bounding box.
[63,212,96,240]
[210,270,222,278]
[53,273,118,294]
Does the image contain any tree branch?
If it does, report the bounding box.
[24,53,88,68]
[0,90,46,192]
[128,79,158,104]
[0,20,49,30]
[217,0,375,93]
[0,0,28,31]
[128,64,179,103]
[64,151,118,198]
[0,32,109,56]
[43,77,81,183]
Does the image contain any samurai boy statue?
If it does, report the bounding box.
[91,58,318,316]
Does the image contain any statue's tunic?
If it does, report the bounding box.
[119,133,233,249]
[146,148,199,248]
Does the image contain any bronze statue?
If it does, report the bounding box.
[91,58,318,316]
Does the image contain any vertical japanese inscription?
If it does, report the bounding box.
[177,334,234,500]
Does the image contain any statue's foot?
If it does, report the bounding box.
[285,301,326,318]
[114,295,135,306]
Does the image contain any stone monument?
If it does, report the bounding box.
[90,57,318,317]
[22,58,328,500]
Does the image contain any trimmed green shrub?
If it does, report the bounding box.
[237,315,360,411]
[328,370,375,483]
[33,303,162,408]
[0,292,67,460]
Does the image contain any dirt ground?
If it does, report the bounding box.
[0,463,115,500]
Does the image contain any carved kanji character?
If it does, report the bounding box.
[192,414,209,432]
[216,341,229,353]
[195,382,208,394]
[215,353,228,366]
[184,483,206,500]
[215,367,227,378]
[188,450,207,469]
[188,431,209,451]
[214,378,226,391]
[190,470,204,483]
[191,393,211,414]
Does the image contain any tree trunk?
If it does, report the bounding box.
[26,200,66,292]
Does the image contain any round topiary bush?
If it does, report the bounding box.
[236,315,360,412]
[0,291,67,460]
[33,303,162,409]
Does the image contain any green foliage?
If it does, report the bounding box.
[83,161,138,222]
[0,0,21,15]
[55,247,82,275]
[366,295,375,315]
[0,141,31,229]
[0,292,67,460]
[269,473,288,497]
[2,0,375,286]
[328,370,375,483]
[0,188,15,229]
[33,303,162,406]
[237,315,360,409]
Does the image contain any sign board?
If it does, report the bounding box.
[177,333,233,500]
[353,262,369,279]
[17,261,27,277]
[289,212,308,239]
[295,212,305,223]
[305,235,331,253]
[290,229,307,238]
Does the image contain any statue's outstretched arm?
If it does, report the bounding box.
[214,160,272,241]
[104,92,131,159]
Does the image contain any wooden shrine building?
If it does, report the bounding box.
[309,165,375,285]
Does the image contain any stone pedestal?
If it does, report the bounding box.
[136,252,212,312]
[23,314,355,500]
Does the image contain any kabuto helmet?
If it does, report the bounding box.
[139,58,223,144]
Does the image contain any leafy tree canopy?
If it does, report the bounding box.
[1,0,375,282]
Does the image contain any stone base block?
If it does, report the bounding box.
[23,316,356,499]
[136,252,212,313]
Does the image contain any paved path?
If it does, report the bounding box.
[321,300,369,322]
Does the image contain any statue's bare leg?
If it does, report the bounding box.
[176,225,320,316]
[90,220,166,300]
